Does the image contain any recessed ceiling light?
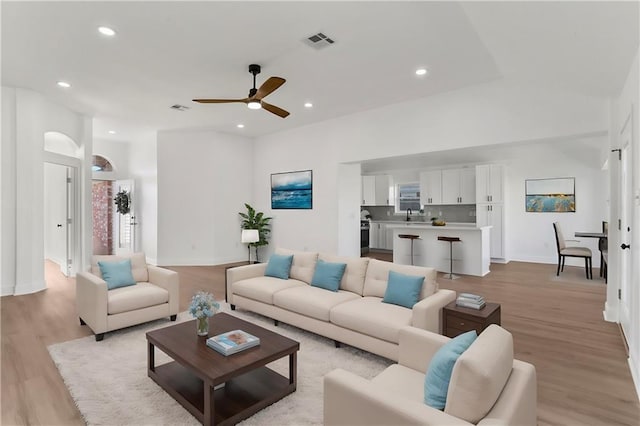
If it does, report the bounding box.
[98,26,116,36]
[57,81,71,88]
[304,102,313,108]
[108,130,116,135]
[237,124,245,128]
[415,68,428,76]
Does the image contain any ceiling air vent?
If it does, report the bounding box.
[170,104,190,111]
[303,32,335,50]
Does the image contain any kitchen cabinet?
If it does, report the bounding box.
[441,168,476,204]
[361,175,391,206]
[476,203,504,259]
[476,164,504,203]
[419,170,442,205]
[369,222,394,250]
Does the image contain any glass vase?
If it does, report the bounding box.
[196,316,209,336]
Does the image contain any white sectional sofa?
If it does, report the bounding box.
[226,249,456,361]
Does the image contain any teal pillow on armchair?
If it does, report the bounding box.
[98,259,136,290]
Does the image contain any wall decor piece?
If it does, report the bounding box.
[271,170,313,209]
[525,177,575,212]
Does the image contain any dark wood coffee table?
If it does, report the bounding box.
[146,313,299,425]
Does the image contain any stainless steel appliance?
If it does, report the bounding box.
[360,220,370,255]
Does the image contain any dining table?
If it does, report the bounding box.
[575,231,608,280]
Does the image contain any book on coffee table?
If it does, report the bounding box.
[206,329,260,356]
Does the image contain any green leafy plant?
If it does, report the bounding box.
[114,190,130,215]
[239,203,272,262]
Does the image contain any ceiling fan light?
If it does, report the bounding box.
[247,101,262,110]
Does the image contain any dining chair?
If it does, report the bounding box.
[552,222,593,279]
[600,221,608,281]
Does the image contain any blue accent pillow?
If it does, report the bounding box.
[424,330,478,409]
[98,259,136,290]
[265,254,294,279]
[310,259,347,292]
[382,270,425,308]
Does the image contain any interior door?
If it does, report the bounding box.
[619,120,633,340]
[114,179,136,255]
[65,166,76,276]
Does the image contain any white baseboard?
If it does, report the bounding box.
[13,280,47,295]
[603,302,619,322]
[628,356,640,402]
[145,257,158,266]
[1,283,15,296]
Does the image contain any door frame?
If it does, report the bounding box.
[43,151,81,277]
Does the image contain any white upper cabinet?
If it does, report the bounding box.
[419,170,442,205]
[362,175,392,206]
[362,175,376,205]
[476,164,504,203]
[441,168,476,204]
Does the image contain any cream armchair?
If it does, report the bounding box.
[324,325,537,426]
[76,253,179,341]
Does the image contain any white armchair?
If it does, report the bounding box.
[76,253,179,341]
[324,325,537,426]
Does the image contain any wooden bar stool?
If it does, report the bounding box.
[438,236,461,280]
[398,234,420,265]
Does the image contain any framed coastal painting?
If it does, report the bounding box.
[271,170,313,209]
[525,177,575,212]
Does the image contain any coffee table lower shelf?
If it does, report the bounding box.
[149,361,294,426]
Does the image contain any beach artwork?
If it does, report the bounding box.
[525,177,575,212]
[271,170,313,209]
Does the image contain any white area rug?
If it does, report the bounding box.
[48,306,392,425]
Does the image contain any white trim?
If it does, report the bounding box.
[603,302,619,322]
[628,355,640,402]
[13,281,47,296]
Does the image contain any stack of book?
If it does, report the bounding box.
[456,293,486,310]
[206,329,260,356]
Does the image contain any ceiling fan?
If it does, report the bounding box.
[193,64,290,118]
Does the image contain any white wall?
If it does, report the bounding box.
[128,132,158,263]
[610,46,640,400]
[156,129,253,265]
[253,80,608,259]
[92,138,130,181]
[1,87,92,295]
[506,153,606,266]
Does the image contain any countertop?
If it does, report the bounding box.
[370,220,478,227]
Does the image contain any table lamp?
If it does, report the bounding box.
[241,229,260,263]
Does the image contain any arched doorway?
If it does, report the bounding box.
[43,131,81,278]
[92,155,115,255]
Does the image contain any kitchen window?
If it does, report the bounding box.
[397,182,421,212]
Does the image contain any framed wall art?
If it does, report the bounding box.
[525,177,575,212]
[271,170,313,209]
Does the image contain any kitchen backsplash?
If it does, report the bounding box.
[363,204,476,223]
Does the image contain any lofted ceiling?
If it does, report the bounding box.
[2,1,638,142]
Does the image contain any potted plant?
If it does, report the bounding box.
[238,203,272,262]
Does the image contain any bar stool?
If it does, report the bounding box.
[398,234,421,265]
[438,236,461,280]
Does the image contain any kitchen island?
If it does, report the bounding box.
[387,222,491,277]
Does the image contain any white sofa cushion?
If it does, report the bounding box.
[274,286,360,321]
[319,253,369,295]
[92,252,149,283]
[370,364,425,404]
[363,259,437,300]
[276,248,318,283]
[232,276,306,305]
[445,325,514,423]
[107,282,168,315]
[330,297,413,344]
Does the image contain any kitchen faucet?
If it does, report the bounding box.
[406,208,412,221]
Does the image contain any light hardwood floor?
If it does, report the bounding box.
[1,258,639,425]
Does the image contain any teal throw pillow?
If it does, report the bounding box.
[310,259,347,292]
[98,259,136,290]
[265,254,294,279]
[424,330,478,410]
[382,270,425,308]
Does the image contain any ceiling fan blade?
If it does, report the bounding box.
[261,101,290,118]
[192,98,248,104]
[255,77,286,99]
